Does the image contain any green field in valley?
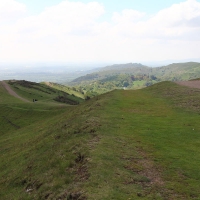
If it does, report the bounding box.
[0,80,200,199]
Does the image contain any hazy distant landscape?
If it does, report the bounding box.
[2,61,197,98]
[1,59,199,82]
[0,63,105,83]
[1,62,200,97]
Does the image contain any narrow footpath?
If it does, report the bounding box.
[1,81,30,103]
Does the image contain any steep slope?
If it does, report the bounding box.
[1,81,200,199]
[43,82,85,99]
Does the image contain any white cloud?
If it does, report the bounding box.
[15,1,105,36]
[152,0,200,27]
[111,0,200,39]
[0,0,27,21]
[0,0,200,63]
[112,9,145,24]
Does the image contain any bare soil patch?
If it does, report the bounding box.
[123,146,187,199]
[1,81,30,102]
[176,80,200,89]
[123,147,164,188]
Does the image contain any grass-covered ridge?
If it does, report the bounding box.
[7,80,84,104]
[0,80,200,199]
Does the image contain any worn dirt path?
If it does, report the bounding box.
[176,80,200,89]
[1,81,30,102]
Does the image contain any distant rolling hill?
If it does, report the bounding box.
[71,63,149,84]
[152,62,200,81]
[69,62,200,97]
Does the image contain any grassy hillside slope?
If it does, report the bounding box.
[7,80,83,104]
[1,81,200,199]
[43,82,85,99]
[152,62,200,81]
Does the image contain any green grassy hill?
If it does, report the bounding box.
[1,80,200,199]
[152,62,200,81]
[7,80,83,105]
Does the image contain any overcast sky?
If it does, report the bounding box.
[1,0,200,64]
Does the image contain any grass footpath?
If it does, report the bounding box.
[0,81,200,199]
[84,81,200,199]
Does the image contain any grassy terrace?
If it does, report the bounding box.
[0,81,200,199]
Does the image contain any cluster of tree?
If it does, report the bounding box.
[69,62,200,97]
[74,74,159,97]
